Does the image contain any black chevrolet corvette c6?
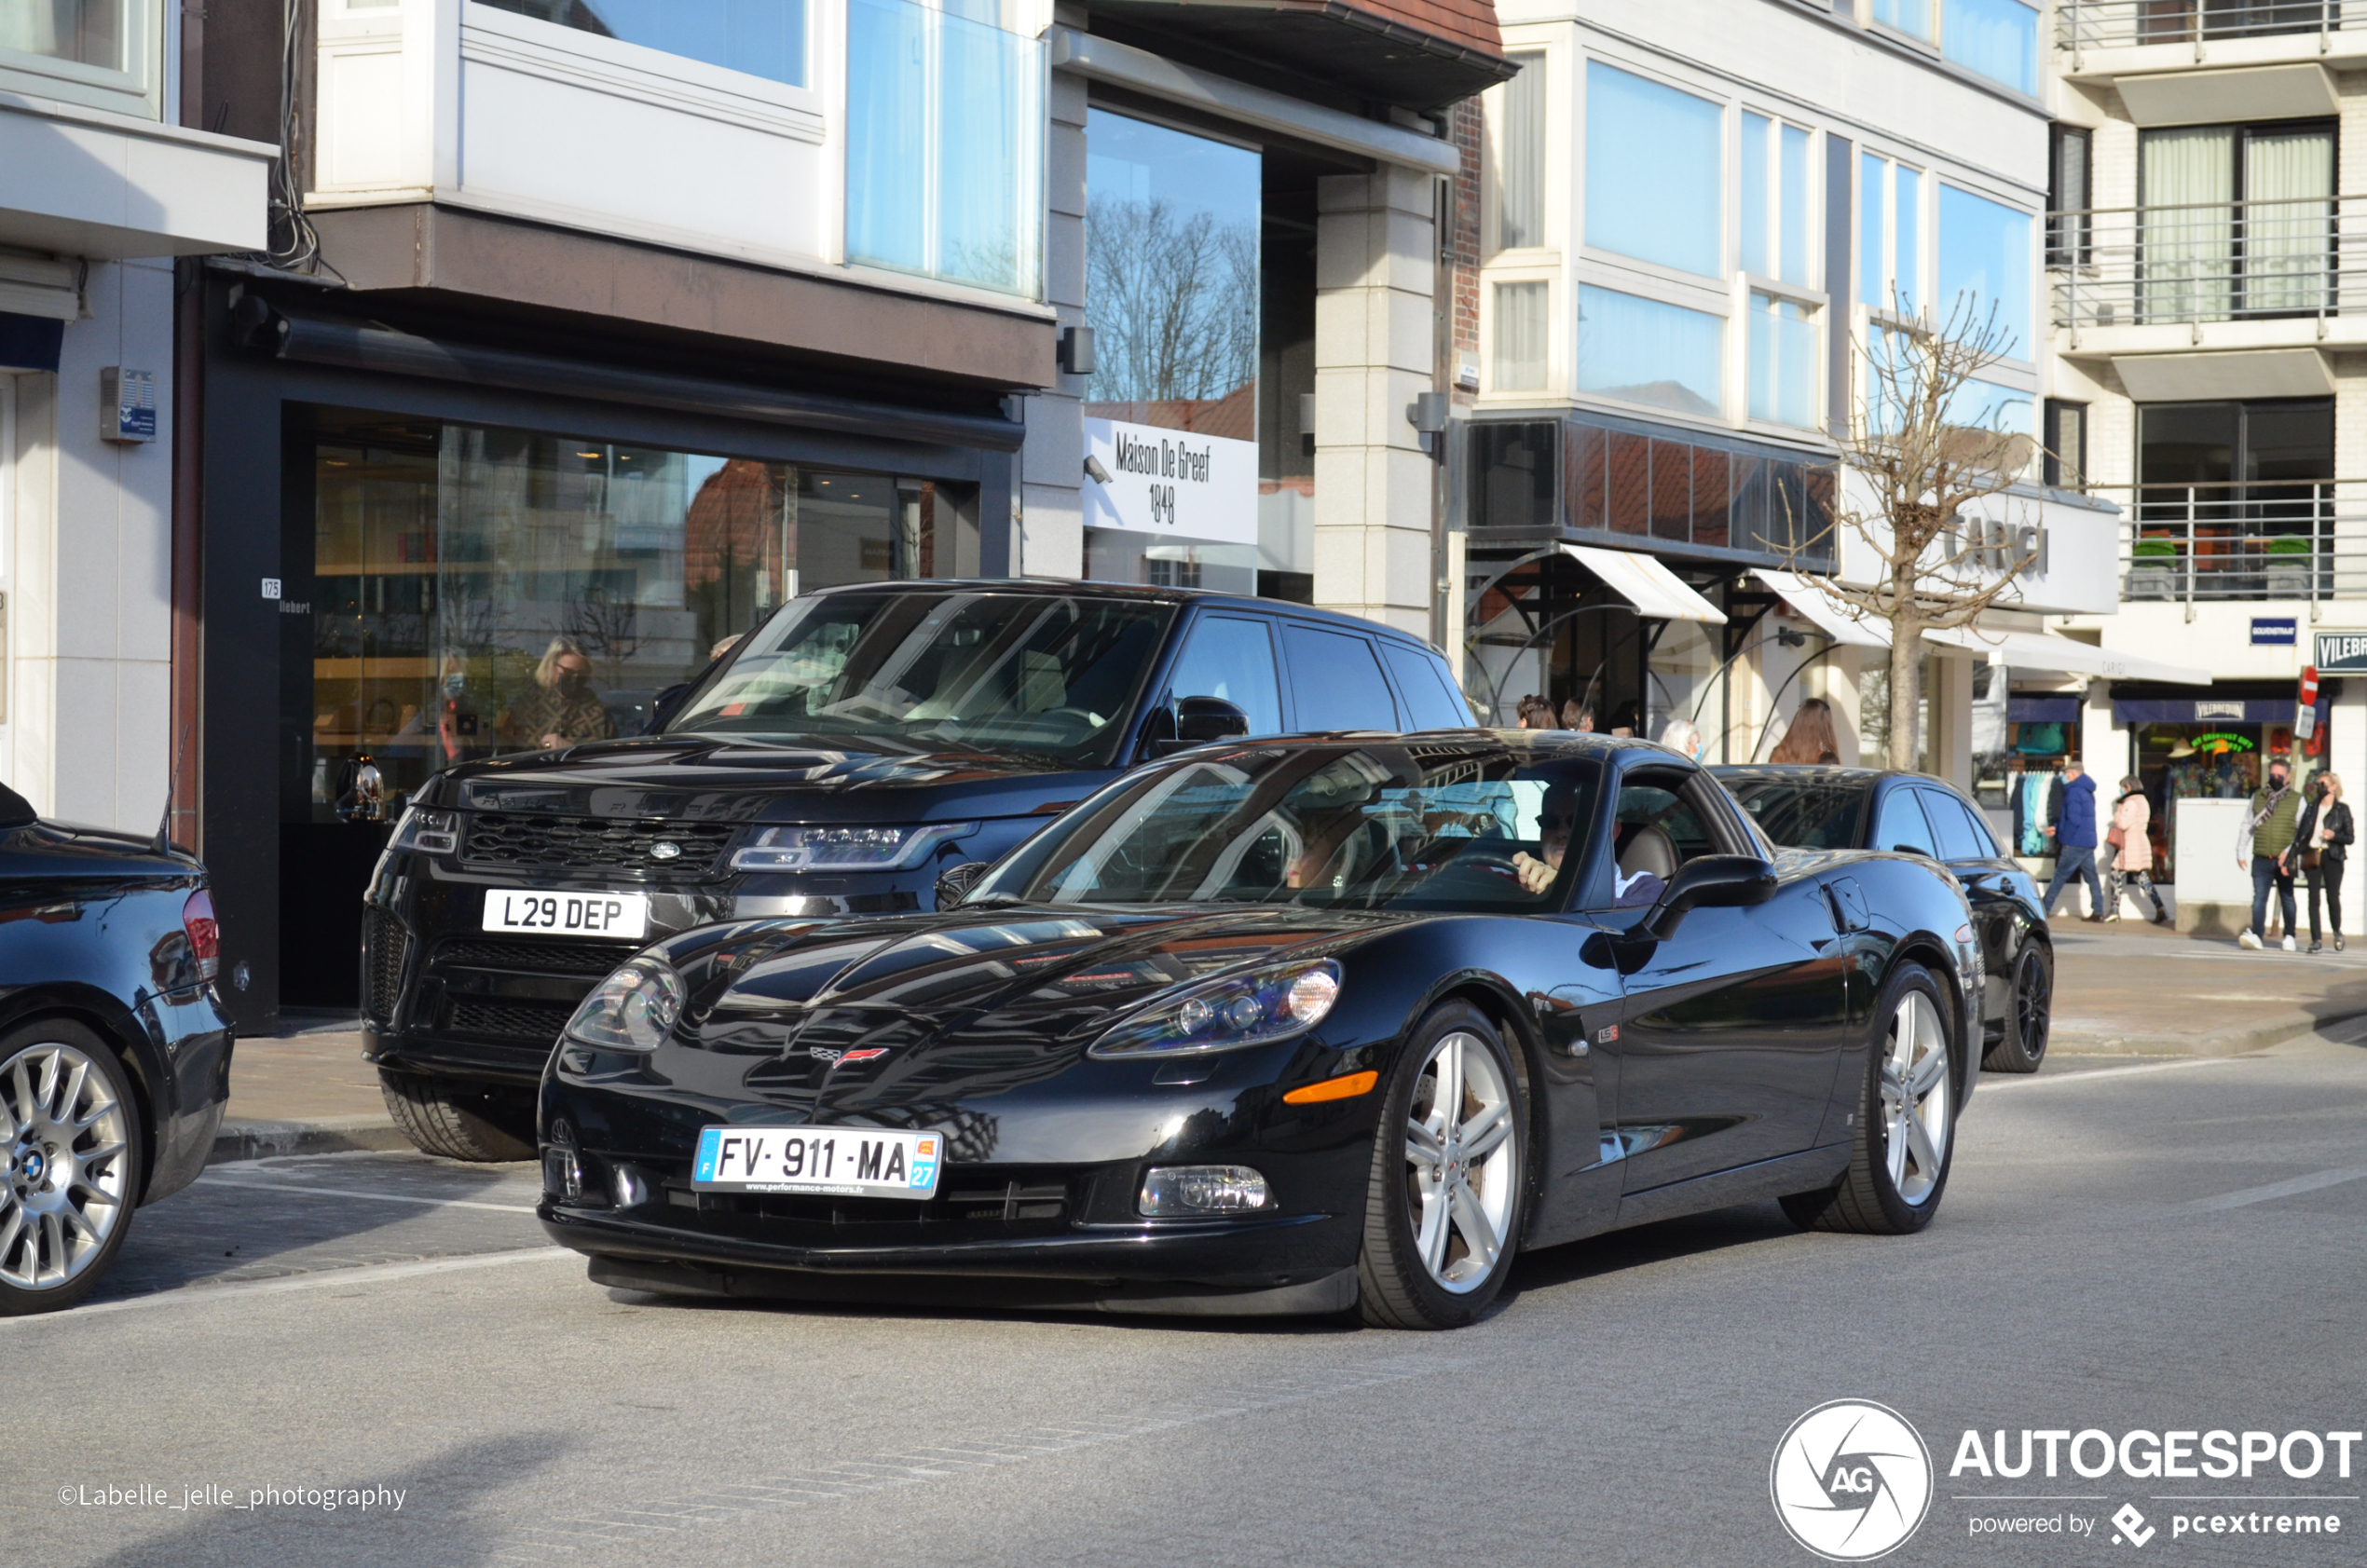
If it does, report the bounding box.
[538,732,1981,1329]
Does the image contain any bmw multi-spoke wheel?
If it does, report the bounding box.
[1359,1002,1529,1329]
[1781,962,1955,1236]
[1981,943,2052,1073]
[0,1023,140,1316]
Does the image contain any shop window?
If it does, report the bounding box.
[1495,53,1547,252]
[474,0,807,87]
[1859,154,1922,315]
[1936,184,2034,359]
[1583,61,1722,280]
[845,0,1043,297]
[1575,285,1723,419]
[1494,280,1551,392]
[1469,422,1558,531]
[301,409,971,821]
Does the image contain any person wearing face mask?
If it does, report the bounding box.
[2294,771,2352,953]
[503,635,619,752]
[2238,756,2304,951]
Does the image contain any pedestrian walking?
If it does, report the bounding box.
[2103,775,2169,925]
[2295,771,2353,953]
[2237,756,2304,951]
[2039,760,2104,922]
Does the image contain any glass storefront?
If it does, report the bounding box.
[302,407,975,823]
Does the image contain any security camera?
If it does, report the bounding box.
[1083,455,1113,485]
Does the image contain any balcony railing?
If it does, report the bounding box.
[2048,195,2356,331]
[2092,480,2367,603]
[2056,0,2355,52]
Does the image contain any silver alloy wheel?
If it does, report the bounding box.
[0,1043,131,1291]
[1879,992,1950,1207]
[1402,1030,1518,1292]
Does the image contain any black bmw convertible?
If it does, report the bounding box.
[538,732,1979,1329]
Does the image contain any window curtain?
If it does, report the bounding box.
[2241,128,2333,316]
[1497,53,1545,250]
[935,0,1036,293]
[1493,280,1550,392]
[2139,126,2235,324]
[845,0,929,275]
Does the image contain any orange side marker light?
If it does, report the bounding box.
[1282,1070,1378,1106]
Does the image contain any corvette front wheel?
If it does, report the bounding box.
[1357,1002,1529,1329]
[1783,961,1955,1235]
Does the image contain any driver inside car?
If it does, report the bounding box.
[1511,782,1579,895]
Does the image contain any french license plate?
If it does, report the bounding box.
[692,1126,943,1198]
[482,889,650,939]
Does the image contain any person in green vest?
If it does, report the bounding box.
[2238,755,2305,951]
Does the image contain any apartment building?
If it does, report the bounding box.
[1,0,271,834]
[1452,0,2178,810]
[2051,0,2367,920]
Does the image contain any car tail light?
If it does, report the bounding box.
[183,890,220,981]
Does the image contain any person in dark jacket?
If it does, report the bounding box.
[2295,771,2353,953]
[2039,761,2103,921]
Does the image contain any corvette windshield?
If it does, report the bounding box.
[668,591,1174,766]
[978,745,1600,912]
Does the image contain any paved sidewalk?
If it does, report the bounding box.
[207,922,2367,1163]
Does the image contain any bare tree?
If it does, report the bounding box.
[1085,196,1258,405]
[1790,296,2043,770]
[564,583,642,686]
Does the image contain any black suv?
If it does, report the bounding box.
[362,579,1474,1159]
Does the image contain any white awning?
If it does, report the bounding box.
[1924,627,2211,686]
[1754,570,1889,648]
[1562,545,1727,624]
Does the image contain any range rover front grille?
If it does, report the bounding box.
[445,997,578,1043]
[434,937,638,976]
[459,813,735,879]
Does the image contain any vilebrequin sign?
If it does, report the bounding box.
[1082,416,1258,547]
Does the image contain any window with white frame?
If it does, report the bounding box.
[1936,183,2033,360]
[1870,0,1934,41]
[1746,294,1817,429]
[1495,52,1547,252]
[1575,285,1723,418]
[0,0,161,117]
[1584,61,1722,280]
[1741,113,1819,430]
[1859,151,1923,317]
[475,0,809,87]
[1493,280,1550,392]
[1940,0,2036,96]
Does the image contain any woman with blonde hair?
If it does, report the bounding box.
[2296,770,2353,952]
[2104,775,2169,925]
[501,634,619,751]
[1769,697,1840,765]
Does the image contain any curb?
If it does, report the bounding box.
[208,1116,414,1166]
[2050,1007,2367,1058]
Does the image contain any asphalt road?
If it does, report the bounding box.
[7,1035,2366,1568]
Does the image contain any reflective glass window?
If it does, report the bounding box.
[474,0,806,86]
[1384,643,1474,730]
[1170,615,1284,736]
[1576,285,1724,419]
[1943,0,2038,96]
[1282,625,1400,732]
[1872,788,1940,856]
[1584,61,1722,279]
[1938,184,2034,359]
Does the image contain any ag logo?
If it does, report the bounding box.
[1770,1399,1933,1561]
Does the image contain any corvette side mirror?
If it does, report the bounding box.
[1642,855,1778,941]
[935,861,993,910]
[1151,696,1250,757]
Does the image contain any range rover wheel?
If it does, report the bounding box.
[1980,943,2052,1074]
[1781,961,1955,1236]
[378,1070,537,1163]
[0,1021,141,1316]
[1357,1002,1530,1329]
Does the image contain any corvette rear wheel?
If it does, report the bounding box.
[1781,962,1954,1235]
[0,1021,140,1316]
[1358,1002,1529,1329]
[1981,943,2051,1074]
[378,1070,537,1163]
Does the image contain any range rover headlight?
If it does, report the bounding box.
[564,957,685,1053]
[1090,958,1342,1059]
[387,805,458,856]
[732,822,978,872]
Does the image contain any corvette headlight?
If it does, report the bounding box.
[564,957,685,1052]
[1090,959,1342,1059]
[732,822,978,872]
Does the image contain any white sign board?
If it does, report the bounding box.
[1082,416,1258,547]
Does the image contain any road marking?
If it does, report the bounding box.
[2186,1167,2367,1212]
[487,1357,1465,1561]
[1983,1057,2240,1091]
[197,1176,540,1215]
[2,1247,574,1326]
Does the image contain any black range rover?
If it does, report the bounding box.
[361,579,1474,1159]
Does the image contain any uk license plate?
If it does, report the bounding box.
[692,1126,943,1198]
[482,889,650,939]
